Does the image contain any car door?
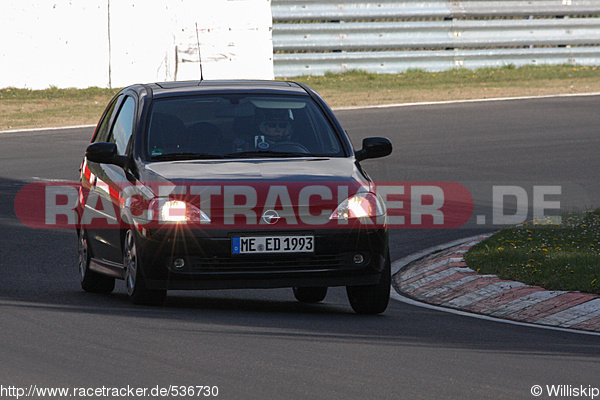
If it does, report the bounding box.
[85,94,137,264]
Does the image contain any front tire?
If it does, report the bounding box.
[346,252,391,315]
[78,228,115,293]
[124,230,166,305]
[293,287,328,303]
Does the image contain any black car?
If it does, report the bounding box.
[77,80,392,314]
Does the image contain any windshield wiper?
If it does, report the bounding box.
[151,152,223,161]
[223,150,308,158]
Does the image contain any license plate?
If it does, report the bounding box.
[232,235,314,254]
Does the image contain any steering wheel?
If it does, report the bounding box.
[268,141,311,154]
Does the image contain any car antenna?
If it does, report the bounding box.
[195,22,204,81]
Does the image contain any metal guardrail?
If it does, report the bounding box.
[272,1,600,77]
[272,1,451,20]
[274,19,600,51]
[272,1,600,20]
[275,47,600,76]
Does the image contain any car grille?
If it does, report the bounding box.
[189,254,350,273]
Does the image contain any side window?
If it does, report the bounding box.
[94,95,121,143]
[109,96,136,155]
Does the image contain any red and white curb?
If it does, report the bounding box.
[392,235,600,334]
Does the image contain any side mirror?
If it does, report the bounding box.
[85,142,128,168]
[355,137,392,161]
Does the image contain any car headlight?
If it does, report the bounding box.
[329,192,386,221]
[152,199,211,223]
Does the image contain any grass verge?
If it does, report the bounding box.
[464,209,600,295]
[290,64,600,108]
[0,86,120,131]
[2,64,600,130]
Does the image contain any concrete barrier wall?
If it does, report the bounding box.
[0,0,274,89]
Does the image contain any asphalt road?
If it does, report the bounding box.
[1,95,599,399]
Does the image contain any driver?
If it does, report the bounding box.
[260,119,292,144]
[254,110,293,149]
[232,110,295,152]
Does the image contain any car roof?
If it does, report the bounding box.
[143,80,310,99]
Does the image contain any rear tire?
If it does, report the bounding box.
[346,252,390,315]
[78,228,115,293]
[124,229,167,305]
[293,287,328,303]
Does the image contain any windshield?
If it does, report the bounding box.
[146,94,345,160]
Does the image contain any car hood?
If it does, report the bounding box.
[131,157,381,229]
[141,157,367,183]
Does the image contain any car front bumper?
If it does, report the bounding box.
[135,227,389,290]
